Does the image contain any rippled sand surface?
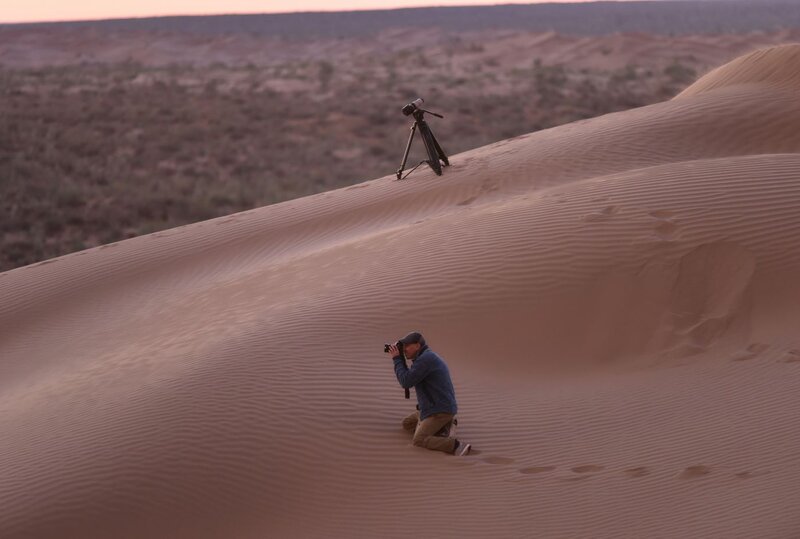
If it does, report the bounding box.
[3,44,800,538]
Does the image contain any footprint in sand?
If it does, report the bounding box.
[732,342,770,362]
[649,209,675,219]
[582,205,619,222]
[481,456,516,465]
[561,465,604,483]
[734,470,770,479]
[624,467,650,478]
[571,465,605,474]
[679,465,711,479]
[648,209,678,240]
[457,194,479,206]
[653,220,678,239]
[781,349,800,363]
[519,466,556,475]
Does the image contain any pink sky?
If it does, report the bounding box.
[2,0,595,24]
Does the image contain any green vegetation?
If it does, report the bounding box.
[0,52,697,272]
[664,60,697,85]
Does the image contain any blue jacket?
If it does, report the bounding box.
[393,345,458,420]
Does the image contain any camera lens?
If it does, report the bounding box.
[401,97,424,116]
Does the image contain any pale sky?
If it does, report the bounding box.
[2,0,595,24]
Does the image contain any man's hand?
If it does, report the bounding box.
[386,344,400,358]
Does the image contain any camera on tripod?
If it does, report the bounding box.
[401,98,424,116]
[396,97,450,180]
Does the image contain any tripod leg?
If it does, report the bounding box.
[419,121,443,176]
[397,123,418,179]
[429,129,449,167]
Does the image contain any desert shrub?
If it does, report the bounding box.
[209,193,235,207]
[368,144,387,157]
[611,64,639,83]
[664,61,696,84]
[57,188,85,208]
[3,236,40,266]
[318,61,335,92]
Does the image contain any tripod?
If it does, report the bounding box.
[396,107,450,180]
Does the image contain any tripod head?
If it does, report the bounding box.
[413,108,444,121]
[402,98,444,120]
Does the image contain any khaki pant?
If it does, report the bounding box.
[401,410,457,454]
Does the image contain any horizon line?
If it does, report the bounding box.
[1,1,611,26]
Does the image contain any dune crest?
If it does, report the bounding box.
[676,42,800,98]
[3,45,800,538]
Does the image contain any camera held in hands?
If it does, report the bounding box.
[384,341,405,356]
[385,340,410,399]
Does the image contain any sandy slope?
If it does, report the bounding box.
[3,44,800,538]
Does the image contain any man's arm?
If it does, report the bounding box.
[393,355,432,389]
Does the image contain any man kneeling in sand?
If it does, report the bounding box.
[386,331,471,456]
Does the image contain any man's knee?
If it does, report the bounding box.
[411,433,428,447]
[401,412,419,432]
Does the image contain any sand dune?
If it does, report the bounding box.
[3,44,800,538]
[677,42,800,98]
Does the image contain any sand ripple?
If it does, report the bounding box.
[2,44,800,539]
